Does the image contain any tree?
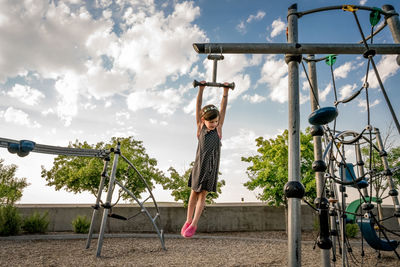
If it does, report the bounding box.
[41,137,166,201]
[241,129,316,206]
[158,163,226,207]
[0,159,29,205]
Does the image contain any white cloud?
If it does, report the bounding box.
[223,129,258,151]
[149,118,168,126]
[334,61,354,79]
[116,111,131,125]
[41,108,55,116]
[0,1,112,81]
[114,1,206,90]
[83,102,96,110]
[7,84,45,106]
[320,83,332,103]
[0,0,208,124]
[247,11,266,23]
[1,107,41,128]
[363,55,400,89]
[127,88,182,115]
[85,59,130,98]
[54,72,80,126]
[270,18,286,38]
[236,11,265,34]
[302,80,331,104]
[258,55,288,103]
[358,99,380,111]
[339,84,358,100]
[242,94,266,103]
[359,0,367,5]
[236,21,246,34]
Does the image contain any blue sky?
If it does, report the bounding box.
[1,0,399,204]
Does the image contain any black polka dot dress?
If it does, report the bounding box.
[188,124,221,193]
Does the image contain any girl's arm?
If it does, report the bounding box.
[217,85,230,139]
[196,82,206,137]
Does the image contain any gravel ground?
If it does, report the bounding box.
[0,231,399,266]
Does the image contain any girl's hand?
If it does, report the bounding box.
[199,80,206,90]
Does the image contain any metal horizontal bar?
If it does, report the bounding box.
[0,137,109,158]
[193,43,400,55]
[297,5,395,18]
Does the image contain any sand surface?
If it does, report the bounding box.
[1,231,399,266]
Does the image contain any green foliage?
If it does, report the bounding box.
[242,129,316,206]
[346,223,358,238]
[158,163,225,207]
[0,159,29,205]
[0,205,22,236]
[41,137,166,201]
[72,215,90,234]
[22,211,49,234]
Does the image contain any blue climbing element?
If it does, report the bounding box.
[7,140,36,157]
[339,163,368,188]
[357,218,399,251]
[308,106,338,125]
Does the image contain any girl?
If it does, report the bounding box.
[181,81,231,238]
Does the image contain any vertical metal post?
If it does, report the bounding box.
[383,4,400,66]
[286,4,302,267]
[96,143,121,257]
[212,59,218,83]
[382,5,400,46]
[86,156,110,249]
[375,128,400,226]
[340,140,347,267]
[307,55,331,267]
[354,141,369,197]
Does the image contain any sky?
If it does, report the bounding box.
[1,0,400,204]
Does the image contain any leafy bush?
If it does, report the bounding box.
[22,211,49,234]
[0,159,28,205]
[72,215,90,234]
[346,223,359,238]
[0,205,22,236]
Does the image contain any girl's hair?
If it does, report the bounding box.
[201,104,219,121]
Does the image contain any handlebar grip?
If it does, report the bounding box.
[193,80,235,90]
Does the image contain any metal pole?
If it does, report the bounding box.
[340,141,347,267]
[354,141,369,197]
[307,55,331,267]
[375,128,400,226]
[86,156,110,249]
[212,59,218,83]
[307,55,324,197]
[287,4,302,267]
[192,43,400,55]
[96,143,121,257]
[382,5,400,65]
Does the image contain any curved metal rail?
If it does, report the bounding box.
[0,137,109,158]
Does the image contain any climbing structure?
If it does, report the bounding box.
[192,3,400,267]
[0,137,166,257]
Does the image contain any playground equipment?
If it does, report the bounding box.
[193,3,400,267]
[193,54,235,90]
[0,138,166,257]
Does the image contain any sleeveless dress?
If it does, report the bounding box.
[188,124,221,192]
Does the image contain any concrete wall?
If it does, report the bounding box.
[15,203,397,233]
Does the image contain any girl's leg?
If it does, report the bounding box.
[186,190,199,223]
[181,190,198,236]
[190,190,208,227]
